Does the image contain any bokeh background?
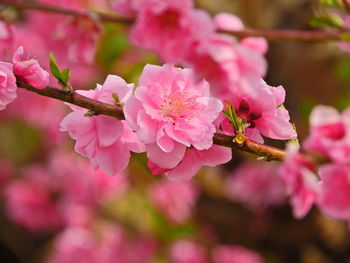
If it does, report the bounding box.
[1,0,350,262]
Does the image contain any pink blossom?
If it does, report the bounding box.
[124,64,223,171]
[148,145,232,180]
[48,227,99,263]
[110,0,140,14]
[12,46,49,89]
[4,165,65,232]
[221,78,296,143]
[317,164,350,221]
[129,0,214,62]
[212,245,264,263]
[148,179,198,223]
[169,240,208,263]
[184,33,267,98]
[214,13,268,55]
[60,75,145,176]
[56,15,102,64]
[0,20,14,53]
[303,105,350,163]
[279,144,320,219]
[226,162,286,211]
[0,62,17,110]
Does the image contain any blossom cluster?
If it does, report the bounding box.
[280,105,350,225]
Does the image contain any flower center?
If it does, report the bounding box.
[160,90,200,121]
[237,99,262,128]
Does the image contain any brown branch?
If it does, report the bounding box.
[219,29,345,42]
[18,83,125,119]
[0,0,347,42]
[18,83,285,161]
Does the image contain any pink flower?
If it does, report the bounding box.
[148,179,198,223]
[56,15,102,64]
[214,13,268,55]
[12,46,49,89]
[0,20,14,52]
[226,162,286,211]
[169,240,208,263]
[184,33,267,98]
[124,64,223,172]
[130,0,214,62]
[221,78,296,143]
[0,62,17,110]
[110,0,140,14]
[303,105,350,163]
[60,75,145,176]
[279,144,320,219]
[4,166,65,232]
[212,245,264,263]
[148,145,232,180]
[317,164,350,221]
[48,227,99,263]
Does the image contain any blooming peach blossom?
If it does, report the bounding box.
[0,62,17,110]
[130,0,214,62]
[279,144,320,219]
[317,164,350,222]
[212,245,264,263]
[12,46,49,89]
[60,75,145,176]
[221,79,296,143]
[124,64,223,171]
[303,105,350,163]
[148,179,198,223]
[148,145,232,180]
[169,240,208,263]
[226,162,286,211]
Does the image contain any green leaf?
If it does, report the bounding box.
[341,32,350,41]
[320,0,341,7]
[49,52,63,83]
[61,69,71,86]
[309,15,344,28]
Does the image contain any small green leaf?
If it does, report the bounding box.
[112,93,121,104]
[61,69,71,86]
[320,0,341,7]
[49,52,63,83]
[341,32,350,41]
[309,15,344,28]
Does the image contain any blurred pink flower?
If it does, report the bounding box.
[60,75,145,176]
[0,62,17,110]
[212,245,264,263]
[317,164,350,222]
[48,227,99,263]
[110,0,140,14]
[0,20,14,53]
[12,46,49,89]
[148,179,198,223]
[124,64,223,172]
[130,0,214,62]
[56,15,102,64]
[214,13,268,55]
[148,145,232,180]
[221,79,296,143]
[226,162,286,211]
[4,165,65,232]
[184,33,267,98]
[169,240,208,263]
[279,144,320,219]
[303,105,350,163]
